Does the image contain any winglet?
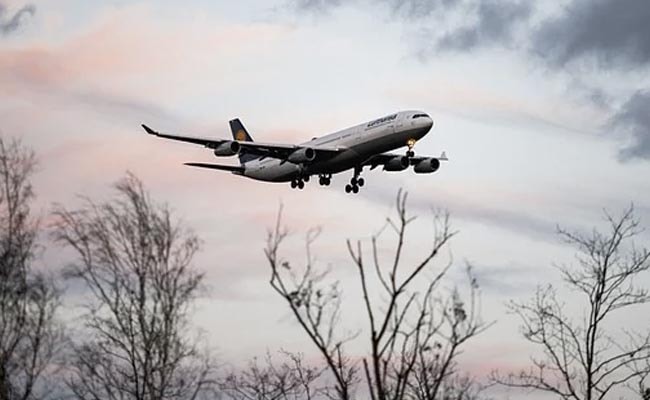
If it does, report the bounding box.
[141,124,157,135]
[439,151,448,161]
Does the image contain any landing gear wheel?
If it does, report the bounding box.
[319,175,331,186]
[290,180,297,189]
[298,180,305,189]
[348,168,363,193]
[345,184,352,193]
[406,150,415,158]
[303,175,310,183]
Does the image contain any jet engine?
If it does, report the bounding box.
[383,156,410,171]
[213,141,240,157]
[413,158,440,173]
[288,147,316,163]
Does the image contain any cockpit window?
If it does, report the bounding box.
[412,114,428,119]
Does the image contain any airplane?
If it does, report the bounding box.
[142,110,447,194]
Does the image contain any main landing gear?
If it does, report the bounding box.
[345,167,364,194]
[290,179,305,189]
[291,174,332,190]
[318,174,332,186]
[290,175,309,190]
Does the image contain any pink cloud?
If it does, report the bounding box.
[1,3,291,100]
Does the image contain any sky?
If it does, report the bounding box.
[2,0,650,398]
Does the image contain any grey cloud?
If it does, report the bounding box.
[285,0,650,163]
[532,0,650,69]
[385,0,460,19]
[565,78,615,111]
[288,0,459,18]
[289,0,649,67]
[437,1,532,51]
[290,0,342,13]
[452,263,542,296]
[454,202,557,242]
[531,0,650,162]
[288,0,531,49]
[0,3,35,36]
[68,90,180,127]
[611,90,650,161]
[363,183,559,243]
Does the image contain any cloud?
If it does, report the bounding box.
[436,1,531,51]
[287,0,531,50]
[611,90,650,161]
[0,2,35,35]
[532,0,650,69]
[287,0,649,69]
[529,0,650,163]
[0,4,290,131]
[285,0,649,165]
[287,0,454,19]
[289,0,342,13]
[363,182,559,243]
[0,45,181,128]
[64,90,181,127]
[454,263,541,296]
[383,0,461,19]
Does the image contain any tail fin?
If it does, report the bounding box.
[229,118,258,164]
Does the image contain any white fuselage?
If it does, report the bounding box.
[240,110,434,182]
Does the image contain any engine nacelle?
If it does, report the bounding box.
[413,158,440,173]
[213,141,240,157]
[288,147,316,163]
[383,156,410,171]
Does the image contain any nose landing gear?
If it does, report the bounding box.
[406,138,417,158]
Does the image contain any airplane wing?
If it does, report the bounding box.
[363,151,448,169]
[142,124,342,160]
[184,162,245,173]
[142,124,226,147]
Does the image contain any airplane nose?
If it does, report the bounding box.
[425,116,433,130]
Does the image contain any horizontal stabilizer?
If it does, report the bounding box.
[184,162,244,173]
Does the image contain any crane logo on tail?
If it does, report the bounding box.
[235,130,247,141]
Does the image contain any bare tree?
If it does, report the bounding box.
[0,137,64,400]
[405,270,490,400]
[221,351,322,400]
[267,223,356,400]
[52,173,216,400]
[493,206,650,400]
[266,190,490,400]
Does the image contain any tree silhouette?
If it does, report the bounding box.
[266,190,490,400]
[0,137,64,400]
[493,206,650,400]
[221,351,321,400]
[52,173,216,400]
